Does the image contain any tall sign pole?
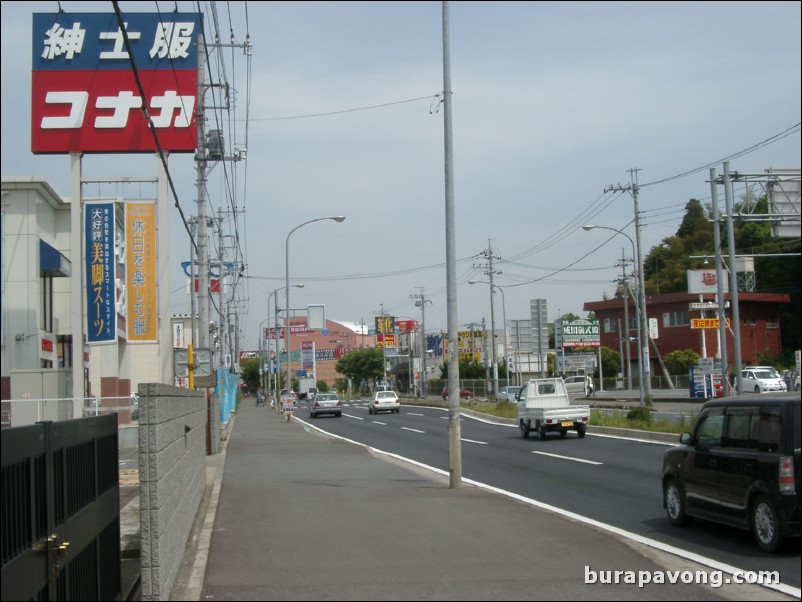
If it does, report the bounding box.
[442,1,462,487]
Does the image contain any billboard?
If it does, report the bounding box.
[126,202,157,341]
[31,12,202,154]
[557,319,600,348]
[687,269,729,295]
[85,202,116,343]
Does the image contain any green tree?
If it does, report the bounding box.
[599,346,621,379]
[240,359,260,391]
[335,347,385,386]
[663,349,701,376]
[439,359,486,379]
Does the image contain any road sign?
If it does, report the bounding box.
[689,302,718,310]
[175,348,213,377]
[691,318,731,329]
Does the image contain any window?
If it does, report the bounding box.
[662,311,690,328]
[40,274,53,333]
[757,407,782,453]
[603,318,617,333]
[695,407,724,447]
[723,407,758,449]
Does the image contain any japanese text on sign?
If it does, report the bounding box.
[85,202,115,342]
[32,12,202,154]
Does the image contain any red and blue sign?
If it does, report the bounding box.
[31,12,202,154]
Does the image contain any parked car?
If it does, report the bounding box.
[441,387,472,400]
[369,390,400,414]
[782,369,800,392]
[497,385,522,402]
[563,375,594,396]
[741,367,787,394]
[661,393,801,552]
[309,392,342,418]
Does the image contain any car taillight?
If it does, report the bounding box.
[779,456,795,493]
[336,401,341,407]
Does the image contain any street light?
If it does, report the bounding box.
[285,217,346,395]
[468,280,509,394]
[267,284,304,402]
[582,224,646,406]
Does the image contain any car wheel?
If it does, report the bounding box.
[577,426,586,439]
[664,478,691,526]
[559,429,567,438]
[520,420,530,439]
[336,412,342,418]
[538,422,547,441]
[752,495,781,552]
[368,407,374,414]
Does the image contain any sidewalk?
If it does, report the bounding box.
[164,400,791,601]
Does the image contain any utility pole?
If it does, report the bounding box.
[194,34,250,370]
[616,248,632,390]
[473,240,501,397]
[412,289,432,398]
[481,318,490,395]
[604,169,651,402]
[710,167,730,396]
[629,168,651,400]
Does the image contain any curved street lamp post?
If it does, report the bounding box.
[285,217,346,399]
[468,280,510,393]
[582,224,646,406]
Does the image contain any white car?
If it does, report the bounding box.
[563,375,594,396]
[368,390,400,414]
[741,367,787,394]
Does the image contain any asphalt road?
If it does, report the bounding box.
[295,397,801,593]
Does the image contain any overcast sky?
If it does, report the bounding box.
[2,1,800,354]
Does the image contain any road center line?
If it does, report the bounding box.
[532,451,602,465]
[460,438,488,445]
[402,427,425,434]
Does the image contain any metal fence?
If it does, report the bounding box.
[1,396,138,429]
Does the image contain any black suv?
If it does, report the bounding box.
[661,394,801,552]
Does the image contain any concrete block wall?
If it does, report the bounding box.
[137,383,206,601]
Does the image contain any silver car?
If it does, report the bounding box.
[497,386,521,402]
[309,392,342,418]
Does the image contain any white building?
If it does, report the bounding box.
[2,176,166,424]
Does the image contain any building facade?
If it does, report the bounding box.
[584,291,790,377]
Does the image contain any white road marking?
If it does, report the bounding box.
[460,438,488,445]
[532,451,602,465]
[402,427,425,434]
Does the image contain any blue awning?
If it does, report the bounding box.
[40,239,71,277]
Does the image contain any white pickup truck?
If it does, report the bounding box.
[516,377,590,440]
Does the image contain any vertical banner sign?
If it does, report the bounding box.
[31,12,202,154]
[85,202,116,343]
[126,201,157,341]
[301,341,315,371]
